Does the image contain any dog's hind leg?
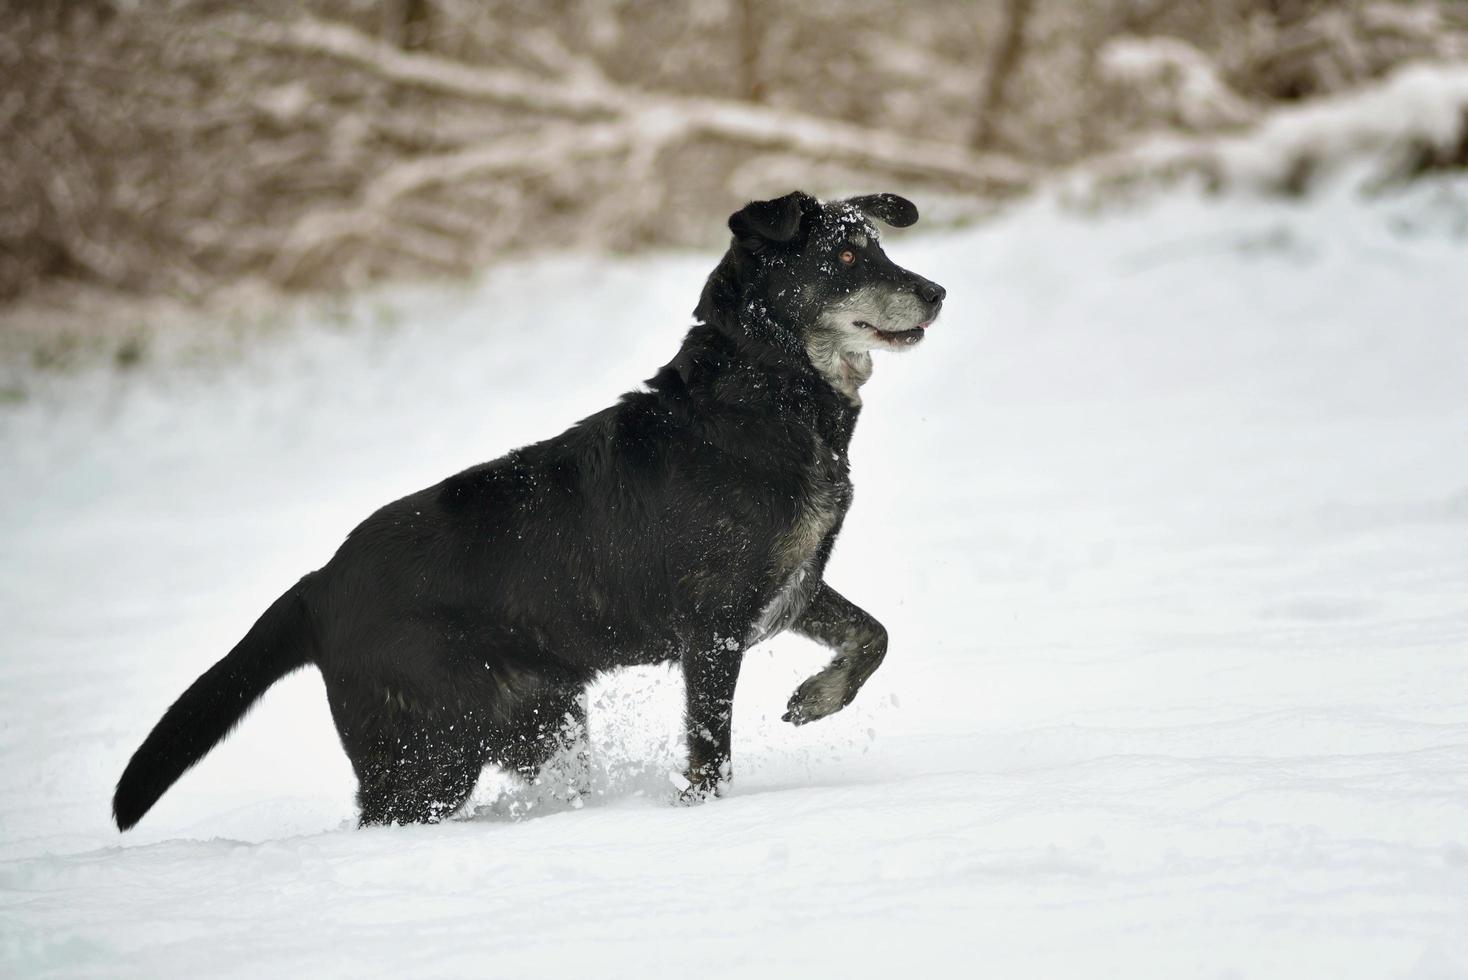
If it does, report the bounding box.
[325,669,493,827]
[350,708,491,827]
[782,582,888,726]
[490,684,590,797]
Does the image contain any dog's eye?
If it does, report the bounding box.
[839,249,856,265]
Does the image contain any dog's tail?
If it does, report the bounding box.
[112,578,317,831]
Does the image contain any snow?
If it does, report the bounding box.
[3,175,1468,977]
[1100,34,1258,129]
[1072,61,1468,200]
[1219,62,1468,185]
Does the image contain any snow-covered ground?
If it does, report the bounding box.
[3,177,1467,978]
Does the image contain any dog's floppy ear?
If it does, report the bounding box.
[846,193,919,229]
[729,192,810,246]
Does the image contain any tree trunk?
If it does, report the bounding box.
[383,0,432,51]
[971,0,1035,151]
[736,0,766,103]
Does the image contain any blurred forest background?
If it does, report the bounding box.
[3,0,1467,353]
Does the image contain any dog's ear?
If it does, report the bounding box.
[845,193,919,229]
[728,192,810,246]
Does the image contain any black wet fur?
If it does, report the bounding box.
[111,191,945,829]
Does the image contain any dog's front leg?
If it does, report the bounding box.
[783,583,888,726]
[680,642,744,801]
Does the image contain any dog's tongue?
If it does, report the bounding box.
[917,320,933,330]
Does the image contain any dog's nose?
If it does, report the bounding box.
[916,280,946,305]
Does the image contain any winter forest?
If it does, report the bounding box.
[3,1,1468,977]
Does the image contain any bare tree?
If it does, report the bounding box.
[381,0,434,51]
[736,0,767,103]
[971,0,1035,151]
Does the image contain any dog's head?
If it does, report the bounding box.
[700,191,944,401]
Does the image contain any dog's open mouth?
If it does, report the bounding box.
[855,320,931,346]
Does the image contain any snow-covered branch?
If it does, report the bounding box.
[268,121,646,284]
[1066,61,1468,201]
[241,16,1032,193]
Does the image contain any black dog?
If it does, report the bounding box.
[113,191,945,829]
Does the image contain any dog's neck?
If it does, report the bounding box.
[802,314,875,406]
[691,254,874,405]
[743,306,874,407]
[654,323,861,469]
[804,341,873,406]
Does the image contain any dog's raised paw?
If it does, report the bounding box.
[782,669,850,726]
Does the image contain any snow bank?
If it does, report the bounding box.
[1072,61,1468,202]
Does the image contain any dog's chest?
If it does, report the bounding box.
[749,440,851,642]
[775,460,846,575]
